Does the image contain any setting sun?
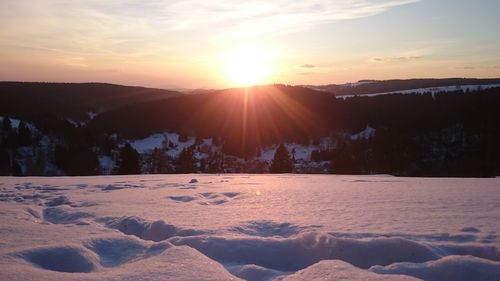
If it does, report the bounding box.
[220,47,275,87]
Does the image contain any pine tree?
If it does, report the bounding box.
[176,148,196,173]
[12,160,23,176]
[0,149,11,176]
[151,148,167,174]
[270,144,293,173]
[117,143,141,174]
[2,117,12,132]
[17,121,32,146]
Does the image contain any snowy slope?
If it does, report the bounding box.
[340,84,500,98]
[129,133,199,159]
[0,175,499,281]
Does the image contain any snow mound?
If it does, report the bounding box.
[167,192,243,205]
[100,183,144,191]
[20,245,98,273]
[84,236,171,267]
[227,263,287,281]
[102,216,204,242]
[44,195,72,207]
[328,231,478,243]
[284,259,421,281]
[461,227,481,233]
[170,232,439,271]
[198,191,242,205]
[26,207,41,219]
[230,220,306,238]
[438,243,499,262]
[370,255,500,281]
[9,245,242,281]
[43,206,95,225]
[168,195,197,202]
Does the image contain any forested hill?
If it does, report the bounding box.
[90,85,334,151]
[0,82,181,122]
[1,81,500,177]
[89,84,500,176]
[305,78,500,96]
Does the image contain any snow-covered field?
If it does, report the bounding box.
[0,175,499,281]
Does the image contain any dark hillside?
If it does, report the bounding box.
[0,82,181,121]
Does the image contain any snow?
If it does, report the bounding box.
[129,132,198,158]
[345,80,377,87]
[0,116,36,131]
[87,111,98,120]
[0,175,499,280]
[129,133,166,153]
[98,156,115,175]
[371,255,500,281]
[340,84,500,99]
[351,125,376,141]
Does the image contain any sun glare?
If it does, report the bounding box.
[221,47,275,87]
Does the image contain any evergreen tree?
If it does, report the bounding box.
[117,143,141,174]
[206,151,223,173]
[0,149,11,176]
[270,144,293,173]
[175,148,196,173]
[54,145,99,176]
[2,117,12,132]
[151,148,167,174]
[17,121,32,146]
[12,161,23,176]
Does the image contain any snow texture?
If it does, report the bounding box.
[0,174,499,280]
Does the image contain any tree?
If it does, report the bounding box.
[12,160,23,176]
[150,148,168,174]
[17,121,32,146]
[2,117,12,132]
[176,147,196,173]
[0,149,11,176]
[270,144,293,173]
[118,143,141,174]
[54,145,99,176]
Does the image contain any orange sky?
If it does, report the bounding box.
[1,0,500,89]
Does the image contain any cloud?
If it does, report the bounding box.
[1,1,420,37]
[155,0,420,33]
[395,56,422,60]
[371,55,422,63]
[299,64,317,68]
[456,66,476,70]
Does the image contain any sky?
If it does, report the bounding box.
[1,0,500,89]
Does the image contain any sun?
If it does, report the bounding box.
[220,46,275,87]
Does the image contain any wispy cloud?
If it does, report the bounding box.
[153,0,420,33]
[1,0,420,38]
[0,0,420,65]
[371,55,423,63]
[299,64,317,68]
